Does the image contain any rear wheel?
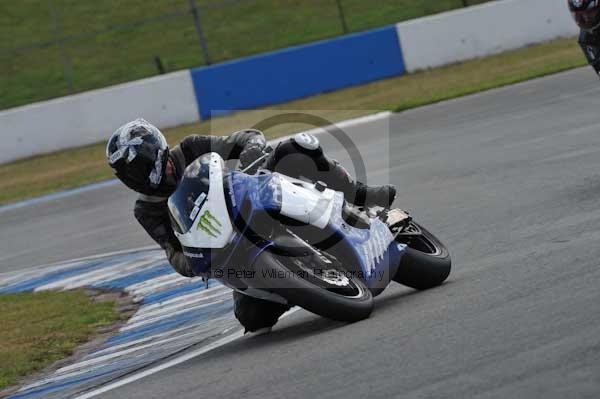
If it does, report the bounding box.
[393,222,451,290]
[253,249,373,322]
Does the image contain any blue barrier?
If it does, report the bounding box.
[190,26,405,119]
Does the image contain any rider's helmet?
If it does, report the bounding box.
[106,118,170,196]
[569,0,600,32]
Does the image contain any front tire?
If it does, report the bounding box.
[253,249,374,322]
[393,222,451,290]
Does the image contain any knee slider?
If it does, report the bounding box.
[233,292,288,332]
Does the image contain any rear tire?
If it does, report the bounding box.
[393,222,451,290]
[253,249,373,322]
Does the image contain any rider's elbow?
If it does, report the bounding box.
[166,245,195,278]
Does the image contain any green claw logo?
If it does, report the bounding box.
[197,210,222,238]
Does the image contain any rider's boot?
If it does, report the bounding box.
[321,158,396,208]
[354,182,397,208]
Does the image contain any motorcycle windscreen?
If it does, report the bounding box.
[168,153,234,249]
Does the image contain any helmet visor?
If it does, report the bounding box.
[572,8,600,30]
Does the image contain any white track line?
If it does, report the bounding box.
[0,180,120,213]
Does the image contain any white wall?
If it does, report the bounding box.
[397,0,580,72]
[0,71,199,164]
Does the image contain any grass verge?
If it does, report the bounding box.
[0,37,587,206]
[0,290,120,390]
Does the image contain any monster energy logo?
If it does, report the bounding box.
[197,210,222,238]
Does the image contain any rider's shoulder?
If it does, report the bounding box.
[180,134,209,147]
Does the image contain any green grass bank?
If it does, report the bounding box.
[2,0,491,109]
[0,290,120,390]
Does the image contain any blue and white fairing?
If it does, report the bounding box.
[226,169,406,291]
[169,153,406,292]
[168,153,237,273]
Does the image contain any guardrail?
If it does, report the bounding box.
[0,71,199,164]
[0,0,578,164]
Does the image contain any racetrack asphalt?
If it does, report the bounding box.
[2,67,600,398]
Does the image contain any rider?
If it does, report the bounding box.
[569,0,600,75]
[106,118,396,332]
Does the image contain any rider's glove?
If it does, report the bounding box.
[165,244,195,277]
[240,144,268,174]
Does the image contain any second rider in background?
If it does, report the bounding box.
[569,0,600,75]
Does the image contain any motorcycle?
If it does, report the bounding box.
[167,152,451,322]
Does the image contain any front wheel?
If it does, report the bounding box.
[252,249,373,322]
[393,222,451,290]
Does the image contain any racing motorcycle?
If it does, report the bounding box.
[168,152,451,322]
